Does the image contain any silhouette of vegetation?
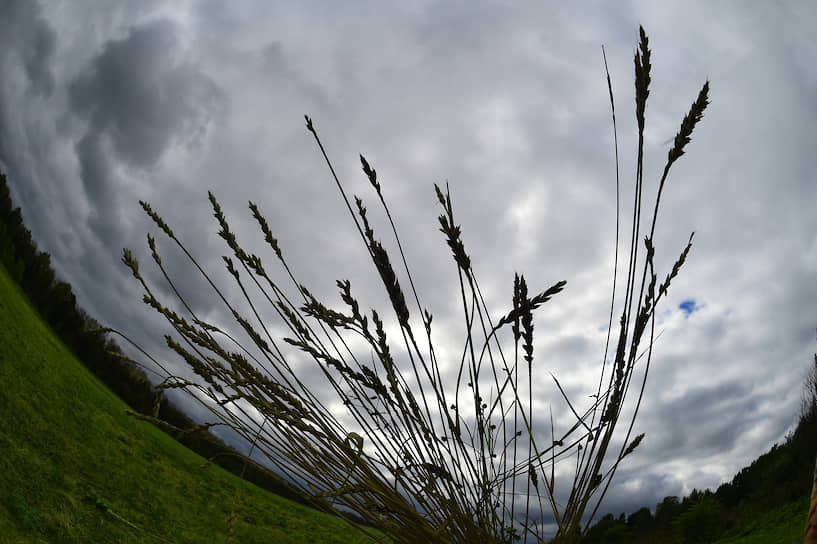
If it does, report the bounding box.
[118,26,709,543]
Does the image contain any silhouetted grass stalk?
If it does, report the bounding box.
[113,26,708,543]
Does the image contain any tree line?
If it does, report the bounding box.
[582,350,817,543]
[0,172,320,510]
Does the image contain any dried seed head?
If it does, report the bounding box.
[634,25,652,133]
[667,82,710,166]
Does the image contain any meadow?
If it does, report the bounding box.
[0,262,380,543]
[709,496,806,544]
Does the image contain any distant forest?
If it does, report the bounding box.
[1,171,814,543]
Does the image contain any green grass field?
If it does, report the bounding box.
[709,495,807,544]
[0,263,382,543]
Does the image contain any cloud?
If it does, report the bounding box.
[0,0,57,183]
[68,18,225,249]
[0,0,56,96]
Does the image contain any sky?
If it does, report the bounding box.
[2,0,816,527]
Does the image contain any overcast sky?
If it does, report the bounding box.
[2,0,816,527]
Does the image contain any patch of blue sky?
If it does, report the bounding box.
[679,299,699,316]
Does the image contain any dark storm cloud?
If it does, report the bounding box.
[0,0,56,184]
[68,18,225,249]
[649,381,754,454]
[0,0,69,277]
[0,0,56,96]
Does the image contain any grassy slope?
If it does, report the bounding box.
[0,263,381,543]
[709,495,807,544]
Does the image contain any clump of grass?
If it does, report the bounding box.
[114,26,708,543]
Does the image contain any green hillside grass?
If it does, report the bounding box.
[0,263,382,543]
[709,495,807,544]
